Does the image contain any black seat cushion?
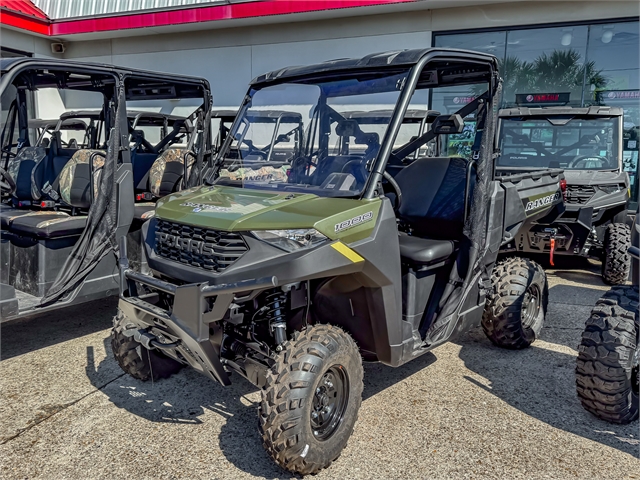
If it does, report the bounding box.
[398,234,456,266]
[394,157,471,239]
[9,214,86,239]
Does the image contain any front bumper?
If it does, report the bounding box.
[117,236,277,385]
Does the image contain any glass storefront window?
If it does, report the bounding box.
[434,19,640,205]
[503,26,588,108]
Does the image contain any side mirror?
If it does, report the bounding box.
[276,134,290,143]
[432,114,464,135]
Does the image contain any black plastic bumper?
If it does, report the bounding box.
[117,237,277,385]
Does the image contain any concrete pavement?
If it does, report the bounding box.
[1,260,638,479]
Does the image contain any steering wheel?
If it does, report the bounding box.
[0,167,16,195]
[567,155,609,169]
[382,171,402,211]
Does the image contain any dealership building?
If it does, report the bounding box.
[1,0,639,204]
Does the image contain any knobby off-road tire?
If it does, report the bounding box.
[259,324,364,475]
[576,286,639,424]
[602,223,631,285]
[111,312,183,381]
[482,257,548,349]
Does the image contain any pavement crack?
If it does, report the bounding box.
[0,373,126,445]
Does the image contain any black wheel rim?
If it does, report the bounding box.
[310,365,349,441]
[521,284,541,328]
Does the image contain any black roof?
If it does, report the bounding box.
[1,57,209,86]
[343,109,440,122]
[251,48,498,86]
[499,106,623,118]
[245,110,303,122]
[28,118,87,130]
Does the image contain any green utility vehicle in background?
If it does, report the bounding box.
[112,48,565,474]
[497,106,631,283]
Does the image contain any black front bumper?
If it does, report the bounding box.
[118,237,277,385]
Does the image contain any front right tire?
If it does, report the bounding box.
[576,286,639,424]
[259,324,363,475]
[482,257,548,349]
[111,312,183,381]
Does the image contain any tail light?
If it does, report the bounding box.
[560,178,567,201]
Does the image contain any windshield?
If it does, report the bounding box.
[498,116,620,170]
[212,70,408,197]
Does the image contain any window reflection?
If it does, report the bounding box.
[434,20,640,205]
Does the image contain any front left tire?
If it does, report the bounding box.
[259,324,364,475]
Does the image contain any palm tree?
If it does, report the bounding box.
[503,49,608,105]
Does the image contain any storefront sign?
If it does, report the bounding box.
[599,90,640,103]
[515,93,571,105]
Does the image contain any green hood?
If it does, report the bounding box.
[155,186,381,241]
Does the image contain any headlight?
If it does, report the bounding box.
[598,184,624,194]
[252,229,328,252]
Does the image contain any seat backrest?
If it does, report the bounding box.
[394,156,472,239]
[57,149,105,209]
[148,148,193,197]
[6,147,46,202]
[130,152,158,191]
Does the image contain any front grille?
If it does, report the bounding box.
[565,185,596,205]
[154,219,248,272]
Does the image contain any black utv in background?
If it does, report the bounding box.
[576,208,639,424]
[112,48,565,474]
[0,58,213,320]
[497,106,631,284]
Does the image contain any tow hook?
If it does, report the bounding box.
[544,227,558,266]
[122,327,180,351]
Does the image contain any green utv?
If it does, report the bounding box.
[113,48,565,474]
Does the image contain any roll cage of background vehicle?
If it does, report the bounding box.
[208,49,500,198]
[0,58,213,320]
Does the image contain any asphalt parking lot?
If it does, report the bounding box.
[1,261,638,479]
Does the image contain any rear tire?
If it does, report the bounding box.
[482,257,548,349]
[576,286,639,424]
[259,324,364,475]
[602,223,631,285]
[111,312,183,381]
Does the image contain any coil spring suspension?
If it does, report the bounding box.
[264,289,288,349]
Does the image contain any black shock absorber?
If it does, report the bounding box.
[264,289,288,350]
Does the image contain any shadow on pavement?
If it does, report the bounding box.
[86,336,438,478]
[456,328,639,458]
[1,297,117,361]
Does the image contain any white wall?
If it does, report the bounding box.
[0,26,56,58]
[4,0,638,112]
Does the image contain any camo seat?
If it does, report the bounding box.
[7,149,104,239]
[147,148,194,198]
[57,149,105,208]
